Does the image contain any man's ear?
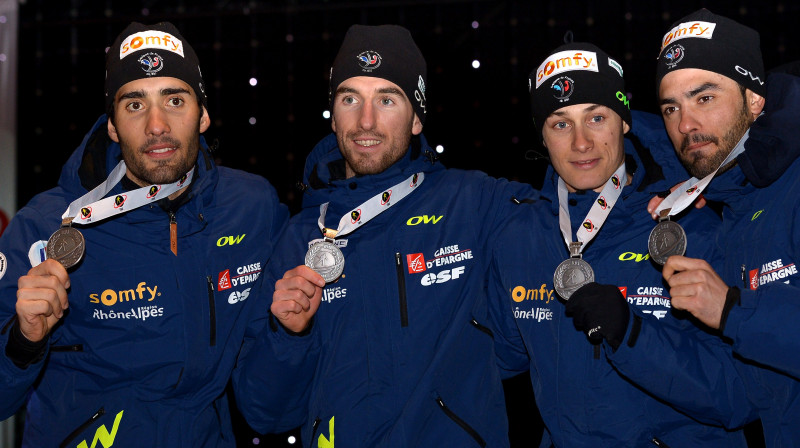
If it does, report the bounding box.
[107,117,120,143]
[622,120,631,135]
[746,90,766,118]
[200,106,210,133]
[411,114,423,136]
[331,115,337,133]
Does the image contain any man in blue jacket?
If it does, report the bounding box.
[233,24,535,447]
[647,8,800,446]
[488,40,748,447]
[0,22,288,447]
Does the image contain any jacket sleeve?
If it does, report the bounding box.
[488,235,531,379]
[607,312,759,429]
[608,203,759,429]
[0,207,54,419]
[231,216,321,434]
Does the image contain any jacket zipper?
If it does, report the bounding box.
[741,264,747,288]
[206,276,217,346]
[651,436,672,447]
[395,252,409,327]
[309,417,321,448]
[470,319,493,338]
[59,407,105,448]
[51,344,84,352]
[436,396,486,447]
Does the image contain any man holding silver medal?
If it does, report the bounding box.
[487,39,752,446]
[612,9,800,446]
[232,24,536,447]
[0,22,289,446]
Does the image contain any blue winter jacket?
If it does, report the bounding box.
[702,71,800,446]
[234,132,536,447]
[0,116,288,447]
[489,111,748,447]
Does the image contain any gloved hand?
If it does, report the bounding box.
[564,282,630,351]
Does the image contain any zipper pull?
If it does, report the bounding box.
[741,264,746,288]
[169,211,177,256]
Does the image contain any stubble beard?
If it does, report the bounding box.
[120,127,200,186]
[679,101,753,179]
[339,120,413,177]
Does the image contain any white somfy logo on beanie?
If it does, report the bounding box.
[660,21,716,52]
[120,31,184,59]
[535,50,598,89]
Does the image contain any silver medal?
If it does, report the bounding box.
[648,219,687,265]
[46,227,85,269]
[305,240,345,283]
[553,257,595,300]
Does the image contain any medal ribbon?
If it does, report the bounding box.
[60,160,195,226]
[653,128,750,219]
[317,172,425,239]
[557,163,628,257]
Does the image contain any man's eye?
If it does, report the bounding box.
[342,96,356,105]
[126,102,143,111]
[662,106,676,116]
[381,98,394,106]
[554,122,568,130]
[168,97,184,107]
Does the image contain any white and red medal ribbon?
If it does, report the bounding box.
[60,160,194,226]
[316,172,424,240]
[557,162,628,258]
[653,128,750,220]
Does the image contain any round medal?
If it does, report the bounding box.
[46,227,85,269]
[648,220,687,265]
[553,258,595,300]
[305,240,345,283]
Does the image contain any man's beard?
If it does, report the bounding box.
[120,129,200,185]
[339,120,413,177]
[678,102,753,178]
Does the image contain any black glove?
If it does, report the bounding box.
[564,282,630,351]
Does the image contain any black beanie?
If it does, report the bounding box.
[105,22,206,112]
[329,24,427,124]
[656,9,765,96]
[529,42,631,133]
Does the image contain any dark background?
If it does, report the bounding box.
[12,0,799,446]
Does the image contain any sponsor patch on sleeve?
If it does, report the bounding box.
[0,252,6,281]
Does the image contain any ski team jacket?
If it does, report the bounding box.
[489,111,748,447]
[0,116,289,447]
[606,72,800,447]
[702,71,800,446]
[234,132,537,447]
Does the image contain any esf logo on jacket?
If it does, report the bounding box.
[420,266,465,286]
